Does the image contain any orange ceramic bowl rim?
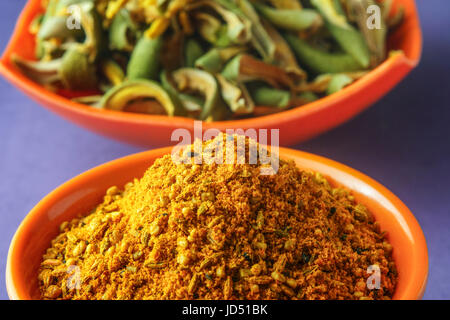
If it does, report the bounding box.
[0,0,422,147]
[6,147,428,300]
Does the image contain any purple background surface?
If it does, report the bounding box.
[0,1,449,300]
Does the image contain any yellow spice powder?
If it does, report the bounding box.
[39,135,397,300]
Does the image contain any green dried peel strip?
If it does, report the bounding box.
[100,79,186,117]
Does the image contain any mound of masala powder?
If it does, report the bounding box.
[39,135,397,300]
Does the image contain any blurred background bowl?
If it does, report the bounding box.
[0,0,422,148]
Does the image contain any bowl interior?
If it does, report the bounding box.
[7,147,428,300]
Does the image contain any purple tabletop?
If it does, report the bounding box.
[1,1,449,300]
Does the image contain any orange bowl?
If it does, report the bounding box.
[6,147,428,300]
[0,0,422,147]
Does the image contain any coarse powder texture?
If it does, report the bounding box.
[39,136,397,300]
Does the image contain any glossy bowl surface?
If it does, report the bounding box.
[0,0,422,147]
[6,147,428,300]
